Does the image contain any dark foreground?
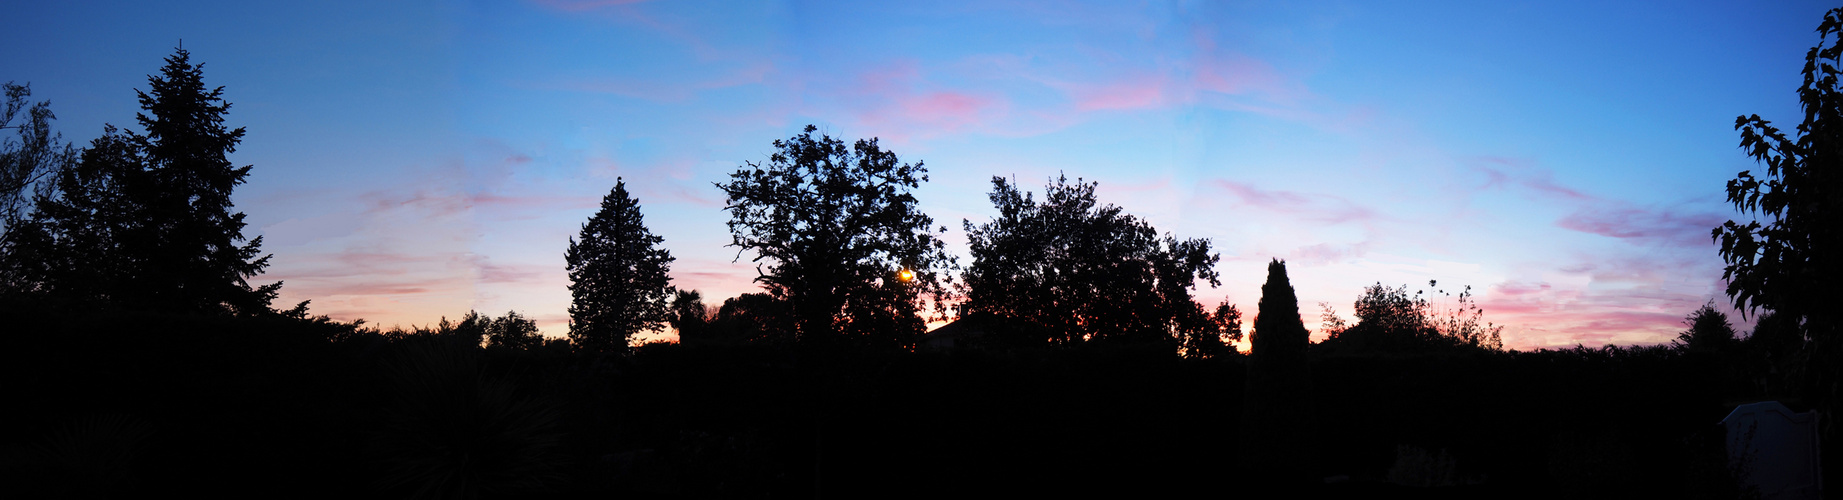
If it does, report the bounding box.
[0,310,1774,498]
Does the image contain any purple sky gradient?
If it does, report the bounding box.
[4,0,1828,349]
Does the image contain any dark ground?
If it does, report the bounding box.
[0,310,1772,498]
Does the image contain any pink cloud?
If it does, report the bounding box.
[1210,180,1376,225]
[1555,208,1723,247]
[479,262,546,284]
[1491,280,1553,297]
[582,157,723,207]
[1290,241,1374,265]
[1467,156,1594,201]
[1061,30,1306,115]
[1472,253,1731,349]
[360,188,600,220]
[1074,76,1172,111]
[1192,50,1295,101]
[1465,155,1724,248]
[844,61,1011,140]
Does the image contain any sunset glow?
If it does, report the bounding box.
[5,1,1829,348]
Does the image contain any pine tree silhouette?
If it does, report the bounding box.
[130,47,277,315]
[9,48,278,315]
[566,178,674,354]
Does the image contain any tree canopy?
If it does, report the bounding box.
[0,82,75,239]
[716,124,954,347]
[1718,8,1843,436]
[1718,8,1843,333]
[1318,281,1503,353]
[567,178,675,354]
[959,174,1219,347]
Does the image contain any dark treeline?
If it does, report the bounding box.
[4,9,1843,499]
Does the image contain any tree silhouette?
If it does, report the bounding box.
[960,174,1219,347]
[1720,8,1843,443]
[1241,259,1312,482]
[717,125,953,347]
[1673,301,1737,354]
[0,82,76,240]
[6,127,142,304]
[485,310,544,351]
[4,49,280,315]
[566,178,674,355]
[669,289,713,344]
[1719,8,1843,334]
[132,48,278,315]
[712,292,792,344]
[1180,300,1242,359]
[1323,283,1439,353]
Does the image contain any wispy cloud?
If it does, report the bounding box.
[581,157,723,207]
[1467,155,1725,248]
[1209,180,1376,225]
[1064,30,1304,113]
[1555,207,1722,248]
[835,61,1013,141]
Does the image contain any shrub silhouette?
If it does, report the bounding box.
[1674,301,1738,355]
[1319,281,1503,354]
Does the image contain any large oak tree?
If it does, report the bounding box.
[717,125,953,347]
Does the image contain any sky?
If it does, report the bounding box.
[2,0,1830,349]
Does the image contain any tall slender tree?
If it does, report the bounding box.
[1241,259,1313,483]
[567,178,674,354]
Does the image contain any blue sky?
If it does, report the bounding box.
[4,1,1829,348]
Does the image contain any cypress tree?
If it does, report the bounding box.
[1241,258,1314,483]
[566,178,674,354]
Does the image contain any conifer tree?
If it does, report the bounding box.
[6,48,280,315]
[131,47,277,314]
[1241,259,1313,483]
[566,178,674,354]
